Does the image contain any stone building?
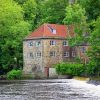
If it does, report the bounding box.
[23,23,88,78]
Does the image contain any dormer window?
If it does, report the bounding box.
[52,29,56,34]
[47,25,56,34]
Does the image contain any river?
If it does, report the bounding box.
[0,79,100,100]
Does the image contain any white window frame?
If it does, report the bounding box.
[36,51,41,57]
[52,29,56,34]
[29,52,33,58]
[72,51,76,57]
[50,51,56,57]
[36,41,41,47]
[29,41,33,46]
[63,41,68,46]
[63,52,69,57]
[50,40,56,46]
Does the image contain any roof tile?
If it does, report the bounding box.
[26,23,74,39]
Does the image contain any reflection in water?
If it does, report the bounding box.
[0,79,100,100]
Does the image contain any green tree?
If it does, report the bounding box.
[0,0,30,73]
[40,0,69,24]
[78,0,100,21]
[87,17,100,76]
[63,3,88,46]
[13,0,27,4]
[23,0,37,29]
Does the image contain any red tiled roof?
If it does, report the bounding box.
[26,23,74,39]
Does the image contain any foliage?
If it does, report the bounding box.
[55,62,85,76]
[0,0,30,71]
[7,69,22,80]
[63,4,86,25]
[86,17,100,77]
[14,0,27,5]
[40,0,68,24]
[0,0,99,78]
[63,3,88,46]
[23,0,37,29]
[86,60,97,76]
[78,0,100,21]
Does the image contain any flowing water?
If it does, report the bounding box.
[0,79,100,100]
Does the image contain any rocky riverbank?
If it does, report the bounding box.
[87,79,100,85]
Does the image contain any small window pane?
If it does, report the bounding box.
[63,52,69,57]
[80,47,86,53]
[72,51,76,57]
[36,41,41,47]
[52,29,56,34]
[50,41,56,45]
[50,51,55,57]
[63,41,68,46]
[36,52,41,57]
[29,41,33,46]
[29,53,33,58]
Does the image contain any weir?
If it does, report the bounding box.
[0,79,100,100]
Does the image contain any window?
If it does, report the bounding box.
[72,51,76,57]
[50,40,56,45]
[52,29,56,34]
[50,51,56,57]
[80,47,86,53]
[29,41,33,46]
[63,52,69,57]
[63,41,68,46]
[29,53,33,58]
[36,52,41,57]
[36,41,41,47]
[48,25,56,34]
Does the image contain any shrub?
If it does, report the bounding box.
[55,62,85,76]
[85,60,97,77]
[7,69,22,80]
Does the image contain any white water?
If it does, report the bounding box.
[69,79,100,98]
[0,79,100,100]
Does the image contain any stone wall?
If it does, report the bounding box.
[42,39,63,68]
[23,38,77,78]
[23,39,43,76]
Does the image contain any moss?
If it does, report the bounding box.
[90,77,100,81]
[73,76,90,81]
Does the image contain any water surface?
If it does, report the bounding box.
[0,79,100,100]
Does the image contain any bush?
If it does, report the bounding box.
[7,69,22,80]
[85,60,97,77]
[55,62,85,76]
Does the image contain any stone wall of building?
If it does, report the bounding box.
[23,38,77,78]
[42,39,63,68]
[23,39,43,76]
